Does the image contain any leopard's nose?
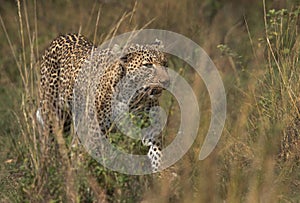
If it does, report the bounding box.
[155,64,170,88]
[159,78,170,87]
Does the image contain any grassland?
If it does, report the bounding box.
[0,0,300,202]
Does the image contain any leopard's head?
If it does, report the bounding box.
[117,41,170,101]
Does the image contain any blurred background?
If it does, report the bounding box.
[0,0,300,202]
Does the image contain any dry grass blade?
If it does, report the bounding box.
[0,1,299,202]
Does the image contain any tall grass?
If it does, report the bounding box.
[0,0,299,202]
[0,1,151,202]
[216,4,300,202]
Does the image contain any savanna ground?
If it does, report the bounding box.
[0,0,300,202]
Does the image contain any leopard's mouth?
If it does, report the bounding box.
[144,86,163,96]
[129,85,163,109]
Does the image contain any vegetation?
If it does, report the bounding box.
[0,0,299,202]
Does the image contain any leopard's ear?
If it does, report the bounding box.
[153,39,163,45]
[150,39,164,49]
[112,43,128,72]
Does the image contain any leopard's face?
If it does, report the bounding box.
[119,47,170,105]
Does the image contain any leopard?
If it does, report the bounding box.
[36,33,170,172]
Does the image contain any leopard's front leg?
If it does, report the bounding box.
[141,104,165,173]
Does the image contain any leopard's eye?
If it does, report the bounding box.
[142,63,153,68]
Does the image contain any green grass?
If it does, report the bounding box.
[0,0,300,202]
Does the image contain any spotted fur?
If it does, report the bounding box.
[37,33,169,172]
